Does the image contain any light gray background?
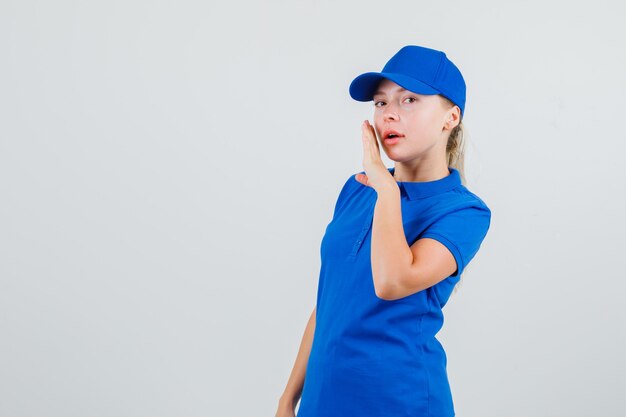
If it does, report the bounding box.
[1,1,624,416]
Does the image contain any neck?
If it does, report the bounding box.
[393,161,450,182]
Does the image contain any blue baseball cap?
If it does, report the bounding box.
[349,45,467,117]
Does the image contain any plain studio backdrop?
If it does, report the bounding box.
[1,1,624,416]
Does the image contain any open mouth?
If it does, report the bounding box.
[383,129,405,140]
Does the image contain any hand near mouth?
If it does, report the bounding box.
[355,120,397,193]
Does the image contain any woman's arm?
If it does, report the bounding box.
[357,120,456,301]
[276,306,316,413]
[371,188,457,300]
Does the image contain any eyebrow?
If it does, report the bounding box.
[373,87,408,97]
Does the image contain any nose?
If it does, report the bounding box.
[382,102,399,122]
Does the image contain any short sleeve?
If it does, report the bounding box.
[420,202,492,278]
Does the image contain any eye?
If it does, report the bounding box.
[373,100,385,107]
[404,97,417,103]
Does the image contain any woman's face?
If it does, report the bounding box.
[372,78,457,162]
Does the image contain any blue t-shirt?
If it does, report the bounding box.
[296,166,492,417]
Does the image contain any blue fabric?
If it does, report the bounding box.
[296,166,491,417]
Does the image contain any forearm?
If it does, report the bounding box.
[278,307,316,410]
[371,186,413,299]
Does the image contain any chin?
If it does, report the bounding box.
[385,149,424,163]
[385,153,411,163]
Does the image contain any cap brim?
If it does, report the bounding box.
[349,72,440,101]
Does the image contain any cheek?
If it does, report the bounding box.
[373,116,385,136]
[408,113,441,135]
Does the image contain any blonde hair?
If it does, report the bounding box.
[441,95,466,185]
[440,95,467,294]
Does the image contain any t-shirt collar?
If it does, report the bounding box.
[388,166,461,200]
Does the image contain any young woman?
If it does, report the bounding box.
[276,45,492,417]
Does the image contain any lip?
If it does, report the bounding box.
[383,136,401,145]
[382,129,405,140]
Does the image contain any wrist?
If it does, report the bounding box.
[278,393,297,410]
[376,181,400,198]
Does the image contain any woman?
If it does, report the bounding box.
[276,45,492,417]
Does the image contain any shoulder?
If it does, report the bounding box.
[460,185,491,212]
[436,185,491,217]
[418,186,492,241]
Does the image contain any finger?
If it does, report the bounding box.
[368,122,380,152]
[360,124,373,180]
[355,173,370,187]
[362,122,376,155]
[364,120,379,153]
[361,122,373,159]
[367,122,381,154]
[361,126,371,164]
[363,121,380,159]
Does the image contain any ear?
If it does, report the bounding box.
[444,106,461,130]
